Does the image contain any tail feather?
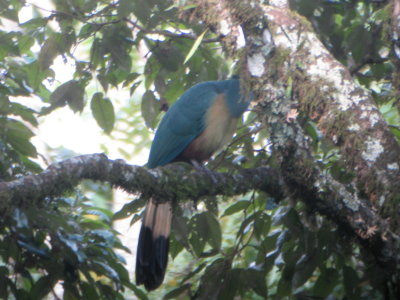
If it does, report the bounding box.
[136,199,172,291]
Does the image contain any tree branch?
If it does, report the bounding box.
[250,0,400,275]
[264,5,400,212]
[185,0,400,279]
[0,153,283,211]
[1,152,399,274]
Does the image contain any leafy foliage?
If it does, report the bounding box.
[0,0,399,299]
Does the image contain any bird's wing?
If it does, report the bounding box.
[147,84,220,168]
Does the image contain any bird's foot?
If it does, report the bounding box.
[190,160,220,184]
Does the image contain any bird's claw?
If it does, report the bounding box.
[191,160,220,184]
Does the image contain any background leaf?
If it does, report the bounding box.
[91,92,115,133]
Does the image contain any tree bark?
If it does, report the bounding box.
[188,0,400,278]
[0,153,282,211]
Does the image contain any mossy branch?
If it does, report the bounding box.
[0,153,282,211]
[183,0,400,281]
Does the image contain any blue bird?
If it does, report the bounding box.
[135,78,250,291]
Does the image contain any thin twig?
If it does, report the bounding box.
[126,18,222,43]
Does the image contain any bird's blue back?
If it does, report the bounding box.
[147,78,249,168]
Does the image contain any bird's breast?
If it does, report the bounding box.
[179,94,238,162]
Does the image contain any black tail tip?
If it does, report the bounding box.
[136,276,163,291]
[135,233,170,291]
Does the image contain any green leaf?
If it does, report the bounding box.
[38,35,60,70]
[5,119,34,139]
[190,212,222,255]
[197,258,228,298]
[83,207,113,222]
[90,92,115,133]
[78,24,96,40]
[277,275,292,297]
[132,1,154,26]
[272,206,290,226]
[184,30,207,64]
[283,208,303,236]
[67,91,85,113]
[282,240,301,266]
[25,61,44,90]
[122,72,140,88]
[237,211,262,238]
[163,283,191,299]
[80,282,99,299]
[90,38,102,70]
[0,97,10,113]
[153,42,184,72]
[221,200,250,217]
[117,0,135,18]
[169,233,184,259]
[181,262,207,283]
[141,90,160,129]
[189,220,206,257]
[257,232,279,264]
[17,34,34,54]
[0,32,15,60]
[9,102,38,126]
[130,284,149,300]
[205,212,222,250]
[30,276,57,299]
[172,214,190,251]
[130,81,142,96]
[57,233,87,263]
[304,120,320,142]
[390,126,400,143]
[144,55,161,90]
[63,287,79,300]
[203,196,218,216]
[107,260,130,283]
[46,80,84,114]
[113,198,145,220]
[97,73,108,92]
[101,24,132,72]
[348,25,369,64]
[17,240,49,258]
[20,17,48,29]
[292,253,319,289]
[253,212,271,240]
[330,161,355,184]
[219,268,240,299]
[343,266,360,298]
[5,119,37,157]
[243,269,268,297]
[313,268,339,297]
[92,261,119,282]
[109,44,132,72]
[91,229,116,246]
[0,269,8,299]
[129,214,142,226]
[285,76,293,98]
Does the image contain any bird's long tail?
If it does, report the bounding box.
[135,199,172,291]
